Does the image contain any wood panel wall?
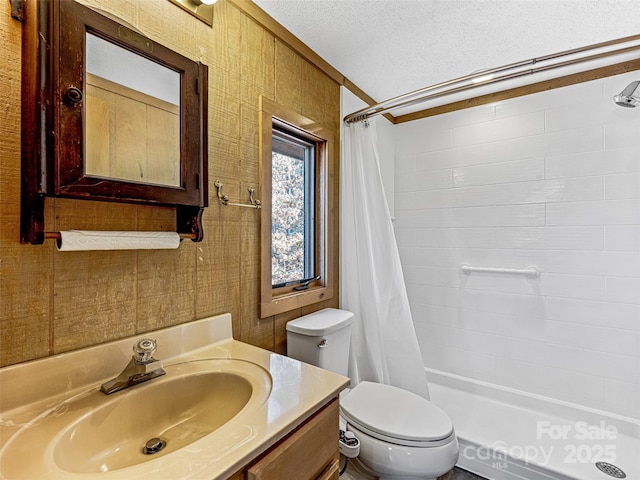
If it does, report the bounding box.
[0,0,340,367]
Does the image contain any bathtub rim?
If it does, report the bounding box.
[425,367,640,437]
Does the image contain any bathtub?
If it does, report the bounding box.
[426,368,640,480]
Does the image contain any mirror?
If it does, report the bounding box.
[85,33,181,187]
[19,0,208,244]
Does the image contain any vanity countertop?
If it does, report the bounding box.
[0,313,349,479]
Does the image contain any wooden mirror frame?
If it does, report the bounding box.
[19,0,208,244]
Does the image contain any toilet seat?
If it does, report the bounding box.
[340,381,455,448]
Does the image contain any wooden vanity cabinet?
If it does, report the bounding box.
[229,398,340,480]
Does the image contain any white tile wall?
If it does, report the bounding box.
[393,71,640,419]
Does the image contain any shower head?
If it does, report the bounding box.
[614,80,640,108]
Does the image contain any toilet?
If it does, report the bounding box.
[286,308,459,480]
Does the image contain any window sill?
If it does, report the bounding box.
[260,285,334,318]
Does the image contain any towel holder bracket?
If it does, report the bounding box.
[214,180,261,209]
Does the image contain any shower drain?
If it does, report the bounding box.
[595,462,626,478]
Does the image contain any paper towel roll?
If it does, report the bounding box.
[56,231,181,251]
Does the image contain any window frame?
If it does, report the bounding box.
[270,127,316,287]
[259,97,335,318]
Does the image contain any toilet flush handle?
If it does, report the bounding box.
[318,339,328,348]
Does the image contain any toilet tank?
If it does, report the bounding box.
[286,308,354,377]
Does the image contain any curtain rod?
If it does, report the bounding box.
[344,33,640,124]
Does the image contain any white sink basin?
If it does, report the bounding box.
[0,359,271,477]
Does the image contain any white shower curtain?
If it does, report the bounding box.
[341,120,429,400]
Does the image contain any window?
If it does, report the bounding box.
[259,97,335,317]
[271,128,316,287]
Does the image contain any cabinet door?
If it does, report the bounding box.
[246,398,339,480]
[315,458,339,480]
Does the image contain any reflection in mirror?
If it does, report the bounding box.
[85,33,181,187]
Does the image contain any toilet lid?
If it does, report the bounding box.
[340,381,454,445]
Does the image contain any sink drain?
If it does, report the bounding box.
[595,462,626,478]
[142,437,166,455]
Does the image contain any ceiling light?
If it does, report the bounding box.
[168,0,215,26]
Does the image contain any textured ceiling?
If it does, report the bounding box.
[252,0,640,112]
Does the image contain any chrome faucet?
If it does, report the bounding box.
[100,338,166,395]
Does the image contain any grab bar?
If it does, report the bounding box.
[460,264,540,278]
